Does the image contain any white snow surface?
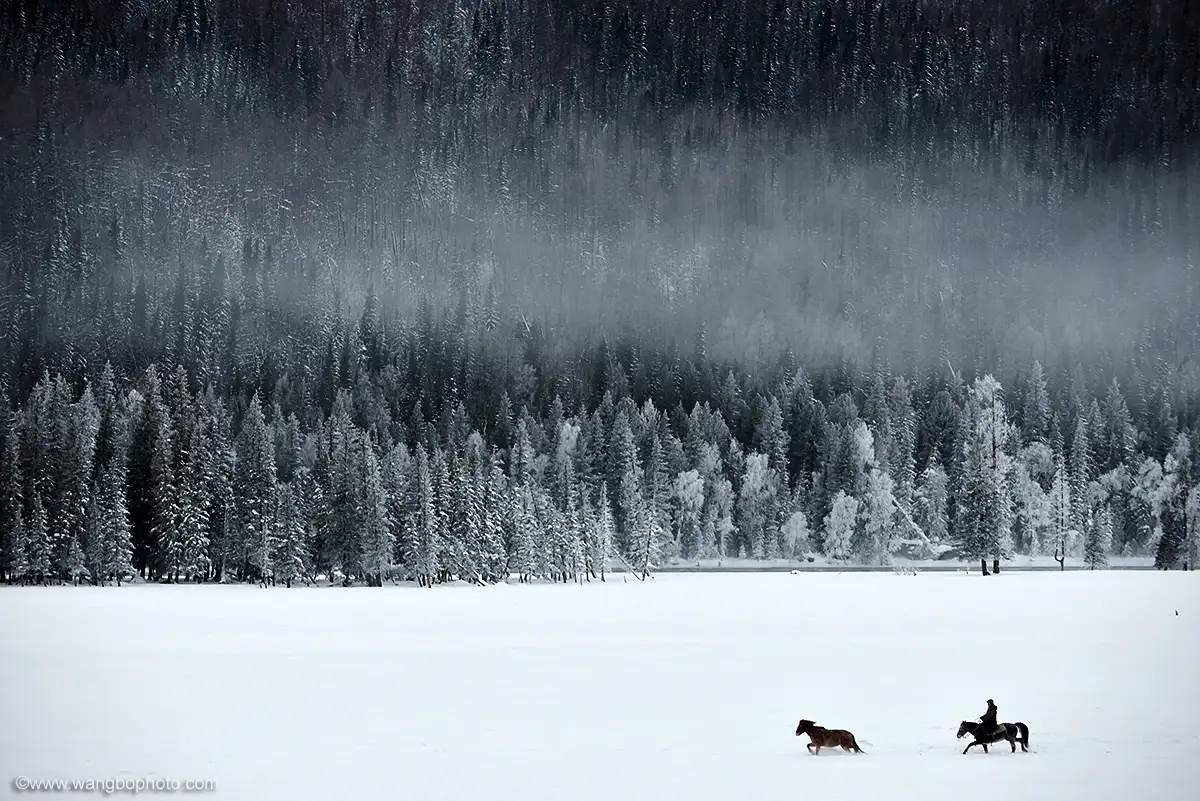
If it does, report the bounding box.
[2,572,1197,800]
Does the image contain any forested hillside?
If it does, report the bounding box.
[1,0,1198,584]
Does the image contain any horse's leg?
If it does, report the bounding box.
[963,741,978,755]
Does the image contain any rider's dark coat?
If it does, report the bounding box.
[980,701,1000,735]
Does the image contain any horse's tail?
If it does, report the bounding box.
[1016,722,1029,747]
[852,734,866,754]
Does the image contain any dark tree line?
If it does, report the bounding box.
[3,0,1198,393]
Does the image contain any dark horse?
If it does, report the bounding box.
[956,720,1030,754]
[795,719,866,754]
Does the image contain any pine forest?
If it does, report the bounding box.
[2,0,1199,585]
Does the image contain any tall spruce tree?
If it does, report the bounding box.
[1085,505,1113,569]
[359,439,394,587]
[27,491,51,583]
[1,420,27,582]
[234,393,277,582]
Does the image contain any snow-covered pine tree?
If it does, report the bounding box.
[151,403,182,581]
[588,481,615,580]
[1102,378,1136,473]
[235,392,277,583]
[1,423,27,582]
[201,389,236,581]
[710,475,736,557]
[697,493,718,561]
[516,481,544,581]
[1069,415,1093,542]
[626,486,668,579]
[1084,504,1112,569]
[271,482,310,588]
[66,385,100,579]
[1186,485,1200,569]
[955,376,1016,572]
[510,417,536,486]
[413,445,440,587]
[1012,456,1051,555]
[65,530,87,585]
[27,491,52,583]
[321,395,358,583]
[1022,361,1050,445]
[99,461,134,585]
[432,447,458,582]
[1129,455,1164,554]
[479,456,509,582]
[643,427,672,551]
[552,417,581,508]
[737,452,776,559]
[382,440,415,575]
[175,422,214,581]
[460,433,494,583]
[608,410,639,553]
[446,448,479,583]
[848,419,876,497]
[1049,453,1074,559]
[1153,436,1191,568]
[538,484,568,582]
[166,366,194,464]
[674,468,705,559]
[863,375,892,473]
[915,451,949,547]
[1155,495,1186,569]
[84,489,104,584]
[859,467,898,565]
[955,424,992,569]
[561,459,587,582]
[359,438,394,586]
[1008,443,1042,553]
[753,395,789,478]
[822,490,857,561]
[1097,464,1132,553]
[1167,433,1192,491]
[535,481,560,579]
[888,377,917,514]
[28,373,72,579]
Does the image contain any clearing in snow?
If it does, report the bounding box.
[1,571,1196,800]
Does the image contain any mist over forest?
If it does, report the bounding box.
[1,0,1198,586]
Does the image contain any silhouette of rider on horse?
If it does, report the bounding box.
[979,699,1003,739]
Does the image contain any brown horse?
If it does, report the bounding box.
[795,719,866,754]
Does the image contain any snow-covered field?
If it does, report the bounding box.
[2,572,1197,800]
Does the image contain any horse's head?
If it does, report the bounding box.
[955,721,975,739]
[795,719,815,736]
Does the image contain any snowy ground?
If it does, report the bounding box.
[2,572,1197,801]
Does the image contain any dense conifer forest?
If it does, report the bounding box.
[1,0,1198,585]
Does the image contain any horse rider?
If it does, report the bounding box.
[979,699,1002,738]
